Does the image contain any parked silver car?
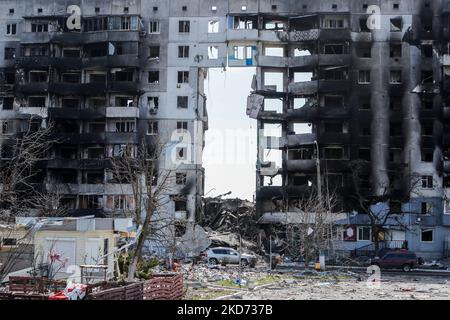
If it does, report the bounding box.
[203,247,256,266]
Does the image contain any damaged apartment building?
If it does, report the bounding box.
[1,0,450,259]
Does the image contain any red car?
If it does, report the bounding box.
[370,250,419,272]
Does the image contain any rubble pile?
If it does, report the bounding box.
[201,197,261,252]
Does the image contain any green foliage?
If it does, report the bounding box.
[117,253,159,280]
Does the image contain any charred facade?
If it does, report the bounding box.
[0,0,450,258]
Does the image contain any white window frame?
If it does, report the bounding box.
[421,175,434,189]
[357,226,372,241]
[148,20,160,34]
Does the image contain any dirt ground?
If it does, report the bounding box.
[239,276,450,300]
[183,265,450,300]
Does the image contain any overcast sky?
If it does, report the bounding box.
[203,67,257,201]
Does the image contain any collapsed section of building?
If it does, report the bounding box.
[0,0,450,262]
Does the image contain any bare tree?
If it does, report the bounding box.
[110,138,176,281]
[280,190,342,266]
[348,160,421,254]
[0,117,60,220]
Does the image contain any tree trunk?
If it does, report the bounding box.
[127,211,153,281]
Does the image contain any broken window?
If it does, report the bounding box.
[176,121,188,132]
[63,48,80,58]
[149,20,160,33]
[390,97,402,110]
[115,121,135,133]
[323,147,344,159]
[62,72,81,83]
[355,44,371,58]
[390,70,402,84]
[147,96,159,111]
[389,201,402,213]
[174,198,187,211]
[176,173,187,185]
[89,73,106,84]
[149,46,160,59]
[177,96,188,109]
[421,70,433,84]
[292,175,312,186]
[177,71,189,84]
[113,70,133,82]
[148,71,160,84]
[179,20,190,33]
[83,171,104,184]
[87,147,104,159]
[79,195,103,209]
[28,46,49,57]
[421,175,433,189]
[421,148,433,162]
[421,229,433,242]
[116,96,134,107]
[359,96,371,110]
[422,44,433,58]
[389,148,403,163]
[4,48,15,60]
[390,122,402,137]
[358,70,370,84]
[323,68,348,80]
[264,20,285,30]
[208,46,219,59]
[0,121,12,134]
[359,18,370,32]
[6,23,17,35]
[178,46,189,58]
[29,97,46,108]
[390,44,402,58]
[359,148,371,161]
[112,195,133,210]
[421,122,433,136]
[1,97,14,110]
[323,122,344,133]
[390,17,402,32]
[29,71,47,83]
[31,23,48,33]
[264,99,283,113]
[324,44,345,55]
[322,17,345,29]
[147,121,158,135]
[289,147,313,160]
[233,16,257,29]
[422,98,433,110]
[327,174,344,189]
[421,203,432,215]
[208,20,219,33]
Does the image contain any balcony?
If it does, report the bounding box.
[83,30,141,44]
[109,81,140,94]
[256,186,311,199]
[257,56,288,68]
[289,29,320,42]
[285,133,317,147]
[58,132,106,144]
[318,132,350,144]
[49,107,106,120]
[105,132,138,144]
[83,54,141,69]
[16,56,83,69]
[227,29,259,41]
[106,107,139,118]
[288,79,349,95]
[287,106,350,121]
[15,83,49,94]
[286,159,316,172]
